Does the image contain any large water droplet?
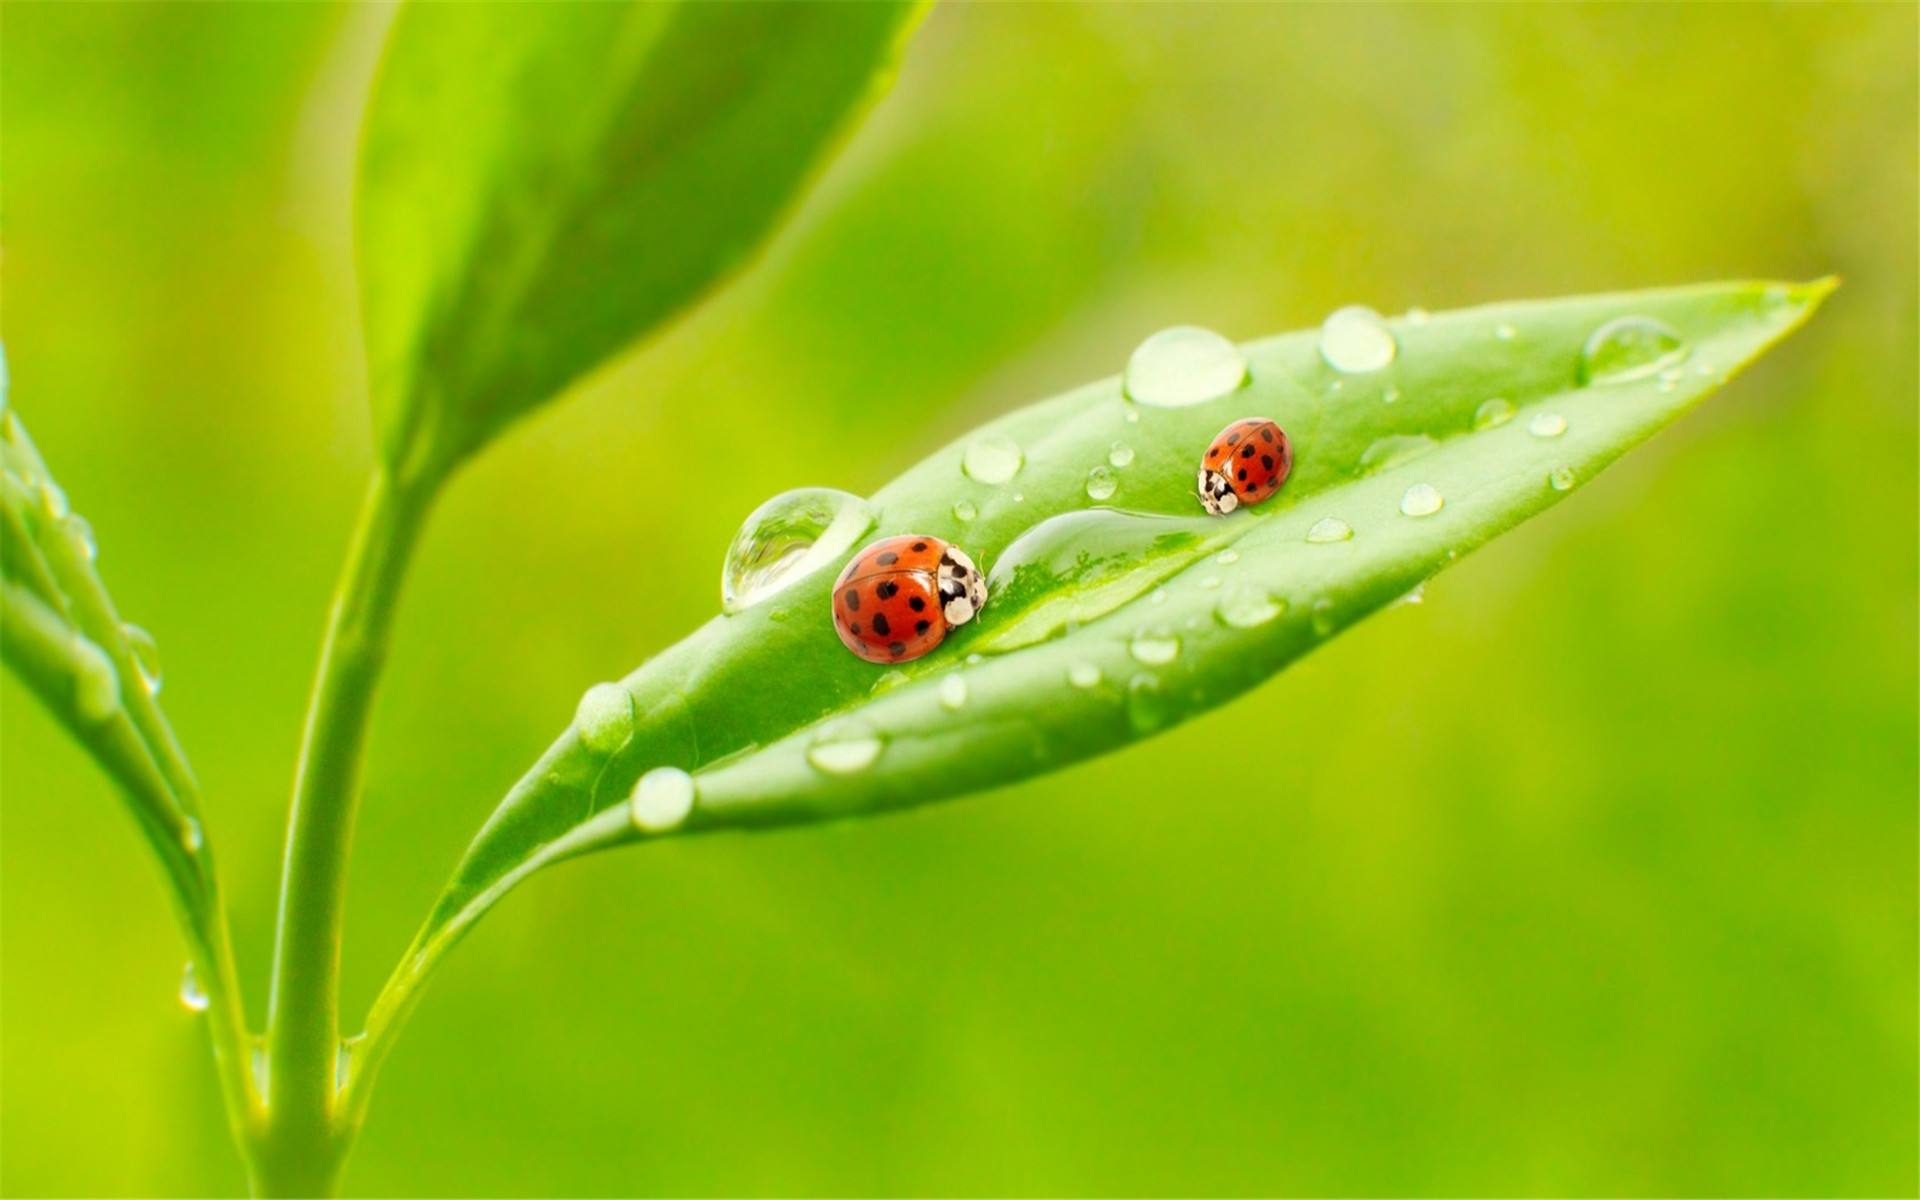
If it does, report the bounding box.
[1126,674,1170,734]
[1359,433,1438,474]
[179,962,209,1012]
[1108,442,1135,468]
[1068,662,1102,689]
[628,766,695,832]
[962,435,1025,484]
[1128,631,1180,665]
[1085,465,1117,501]
[123,623,162,696]
[1528,412,1568,438]
[1124,326,1247,407]
[1319,306,1397,373]
[1399,483,1444,517]
[1579,315,1689,385]
[573,682,634,754]
[1216,586,1283,628]
[951,499,977,523]
[938,674,968,711]
[1305,517,1353,544]
[721,488,872,614]
[1473,398,1515,430]
[66,514,97,563]
[1548,465,1578,492]
[72,636,118,722]
[805,723,883,775]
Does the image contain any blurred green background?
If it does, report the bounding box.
[3,3,1915,1196]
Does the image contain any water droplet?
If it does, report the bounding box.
[573,682,634,754]
[1319,305,1396,373]
[1126,674,1170,734]
[1396,582,1427,607]
[951,499,977,523]
[1548,465,1578,492]
[628,766,695,832]
[1405,306,1431,326]
[1107,442,1135,469]
[965,653,985,666]
[871,669,909,695]
[1579,315,1689,385]
[1494,322,1518,341]
[1012,492,1025,503]
[962,435,1024,484]
[1215,585,1283,628]
[1128,630,1180,666]
[1123,326,1247,407]
[123,624,161,696]
[1311,598,1337,636]
[1148,589,1168,606]
[1473,397,1515,430]
[1068,662,1102,689]
[37,479,68,520]
[1383,386,1401,404]
[179,962,208,1012]
[936,674,968,711]
[1215,549,1239,565]
[1306,517,1353,543]
[180,817,204,854]
[1359,433,1438,473]
[1085,465,1118,501]
[72,636,118,722]
[1124,409,1140,424]
[805,724,883,775]
[66,514,96,562]
[721,488,873,614]
[1198,575,1221,590]
[1528,412,1568,438]
[1399,483,1444,517]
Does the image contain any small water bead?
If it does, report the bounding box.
[1396,582,1427,607]
[1108,442,1135,469]
[1495,322,1518,341]
[1198,575,1221,590]
[1359,433,1438,473]
[1215,585,1283,628]
[805,724,883,775]
[179,962,209,1012]
[952,499,977,523]
[1068,662,1102,689]
[66,514,96,562]
[180,817,204,854]
[1306,517,1353,543]
[721,487,872,613]
[1128,631,1180,666]
[573,682,634,754]
[1318,305,1397,373]
[1548,465,1578,492]
[937,674,968,711]
[1527,412,1568,438]
[1126,673,1170,734]
[1311,598,1337,636]
[1579,315,1689,385]
[73,636,119,722]
[962,435,1025,484]
[1215,549,1239,565]
[1399,483,1444,517]
[1012,492,1025,503]
[628,766,695,832]
[124,623,162,696]
[1085,465,1118,501]
[1124,326,1247,407]
[1473,397,1516,430]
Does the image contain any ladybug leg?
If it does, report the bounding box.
[1198,467,1238,515]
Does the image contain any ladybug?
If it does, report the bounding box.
[831,535,988,663]
[1197,417,1292,514]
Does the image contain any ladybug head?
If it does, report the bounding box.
[936,546,988,627]
[1197,467,1238,515]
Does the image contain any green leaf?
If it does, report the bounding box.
[357,0,927,483]
[359,279,1831,1068]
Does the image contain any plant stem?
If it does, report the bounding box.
[261,466,434,1190]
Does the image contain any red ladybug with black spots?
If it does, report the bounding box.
[1198,417,1292,514]
[832,535,989,663]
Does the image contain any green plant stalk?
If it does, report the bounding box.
[260,466,434,1194]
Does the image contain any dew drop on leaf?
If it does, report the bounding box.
[1396,582,1427,607]
[1311,598,1337,636]
[1399,483,1444,517]
[628,766,695,832]
[1198,575,1221,590]
[1085,465,1117,501]
[1126,673,1170,734]
[1473,397,1515,430]
[951,499,977,523]
[1318,305,1396,373]
[179,962,208,1013]
[805,723,883,775]
[37,478,68,521]
[1068,662,1102,689]
[721,488,873,614]
[123,623,162,696]
[573,682,634,754]
[1528,412,1568,438]
[1215,585,1283,629]
[72,636,119,722]
[1123,326,1247,407]
[1215,549,1239,565]
[1579,315,1688,385]
[180,817,204,854]
[1128,631,1180,665]
[938,674,968,711]
[66,514,96,562]
[1107,442,1135,468]
[962,434,1024,484]
[1305,517,1353,544]
[1405,306,1430,326]
[1548,465,1578,492]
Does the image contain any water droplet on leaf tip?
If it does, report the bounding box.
[1306,517,1353,543]
[1124,326,1247,407]
[1396,582,1427,607]
[573,682,634,754]
[721,488,873,613]
[962,435,1024,485]
[1400,483,1444,517]
[1319,306,1397,373]
[181,817,204,854]
[628,766,696,832]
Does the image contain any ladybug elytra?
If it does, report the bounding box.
[831,535,988,663]
[1198,417,1292,514]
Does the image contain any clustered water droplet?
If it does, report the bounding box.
[573,682,634,755]
[1527,412,1568,438]
[721,488,873,614]
[1473,398,1515,430]
[1579,315,1689,385]
[962,435,1025,484]
[628,766,696,832]
[1085,464,1118,501]
[1305,517,1353,544]
[1399,483,1444,517]
[1319,305,1397,374]
[1124,326,1248,408]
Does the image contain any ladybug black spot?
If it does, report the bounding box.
[912,541,927,552]
[872,613,891,637]
[1237,468,1248,481]
[876,580,899,600]
[909,596,926,612]
[1241,445,1255,459]
[1228,433,1241,445]
[1260,427,1275,444]
[877,552,899,566]
[849,622,861,635]
[915,619,930,634]
[1261,454,1274,470]
[843,588,860,611]
[889,641,906,656]
[1211,444,1223,457]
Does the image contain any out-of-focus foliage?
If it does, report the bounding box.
[1,4,1913,1196]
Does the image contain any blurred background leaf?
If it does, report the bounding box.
[1,3,1913,1196]
[357,0,924,481]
